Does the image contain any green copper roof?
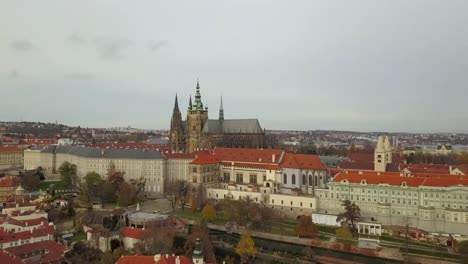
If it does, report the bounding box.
[191,80,206,112]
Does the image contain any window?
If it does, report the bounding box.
[302,174,306,185]
[192,167,197,173]
[283,174,287,184]
[309,175,313,186]
[249,174,257,184]
[263,174,266,181]
[236,173,243,183]
[223,172,230,182]
[292,174,296,185]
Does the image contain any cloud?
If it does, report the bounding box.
[149,40,168,51]
[11,40,34,51]
[68,33,86,45]
[63,73,94,80]
[94,37,131,59]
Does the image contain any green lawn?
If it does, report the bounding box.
[39,180,67,191]
[70,232,86,242]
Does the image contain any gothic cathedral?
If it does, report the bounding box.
[169,81,266,153]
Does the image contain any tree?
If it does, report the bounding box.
[129,177,146,197]
[303,245,316,262]
[336,200,361,232]
[117,182,134,206]
[164,180,187,210]
[184,220,216,263]
[294,215,317,238]
[458,240,468,264]
[101,181,117,203]
[65,241,102,263]
[58,162,77,188]
[22,172,40,190]
[107,162,125,188]
[134,226,175,255]
[81,172,103,204]
[336,225,353,250]
[201,204,216,222]
[400,215,412,259]
[236,232,257,264]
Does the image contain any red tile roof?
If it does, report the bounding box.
[0,176,20,188]
[121,227,151,240]
[339,161,375,171]
[0,251,22,264]
[5,240,64,257]
[0,146,21,152]
[164,150,211,160]
[453,164,468,174]
[19,138,58,145]
[280,153,325,170]
[333,171,468,188]
[190,154,220,165]
[116,254,193,264]
[349,153,374,163]
[0,224,54,244]
[7,217,48,227]
[214,147,283,164]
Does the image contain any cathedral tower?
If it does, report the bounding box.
[186,80,208,152]
[219,96,224,121]
[169,94,185,152]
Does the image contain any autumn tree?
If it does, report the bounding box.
[59,162,77,188]
[236,232,257,264]
[164,180,187,210]
[184,220,216,263]
[201,204,216,222]
[22,172,40,190]
[294,215,317,238]
[336,200,361,232]
[117,181,135,206]
[129,177,146,198]
[336,225,353,250]
[107,162,125,187]
[133,226,175,255]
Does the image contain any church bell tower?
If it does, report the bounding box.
[169,94,185,153]
[186,80,208,153]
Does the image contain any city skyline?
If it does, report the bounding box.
[1,1,468,133]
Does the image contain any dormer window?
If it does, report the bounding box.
[360,179,367,185]
[402,182,407,187]
[341,179,349,184]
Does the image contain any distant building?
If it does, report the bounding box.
[170,81,266,153]
[24,145,165,197]
[0,176,20,202]
[0,146,23,169]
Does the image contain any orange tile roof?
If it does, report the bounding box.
[190,154,220,165]
[280,153,325,170]
[400,163,451,174]
[213,147,283,164]
[7,217,48,227]
[0,146,21,152]
[0,224,54,244]
[0,251,22,264]
[333,171,468,188]
[120,227,151,240]
[0,176,20,188]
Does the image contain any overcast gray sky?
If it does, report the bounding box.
[1,1,467,132]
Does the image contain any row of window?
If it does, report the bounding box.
[283,174,323,186]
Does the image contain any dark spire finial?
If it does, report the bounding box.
[173,93,180,112]
[188,94,192,111]
[194,79,204,111]
[219,95,224,121]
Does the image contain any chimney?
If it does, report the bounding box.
[154,254,161,262]
[176,256,180,264]
[358,171,363,175]
[272,154,276,163]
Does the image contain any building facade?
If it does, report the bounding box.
[24,146,165,197]
[0,146,23,169]
[169,81,266,153]
[315,171,468,235]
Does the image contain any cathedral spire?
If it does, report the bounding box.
[219,96,224,121]
[188,94,192,111]
[173,93,180,112]
[193,79,204,111]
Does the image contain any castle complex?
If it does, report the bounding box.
[170,81,266,153]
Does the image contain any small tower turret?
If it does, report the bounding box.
[192,238,204,264]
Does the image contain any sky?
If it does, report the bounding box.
[1,1,467,133]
